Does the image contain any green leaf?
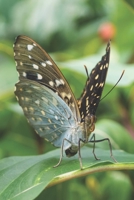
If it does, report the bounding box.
[95,119,134,153]
[123,0,134,13]
[59,58,134,86]
[0,148,134,200]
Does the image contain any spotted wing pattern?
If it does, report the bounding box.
[78,42,110,122]
[14,35,110,155]
[15,80,76,147]
[13,35,80,121]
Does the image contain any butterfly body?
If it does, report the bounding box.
[64,114,96,157]
[14,35,110,167]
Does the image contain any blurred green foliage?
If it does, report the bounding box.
[0,0,134,199]
[37,171,133,200]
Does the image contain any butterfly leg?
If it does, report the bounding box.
[89,133,117,162]
[53,138,72,168]
[78,138,86,170]
[89,134,100,160]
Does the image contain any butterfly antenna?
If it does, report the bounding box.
[101,70,125,101]
[84,65,89,77]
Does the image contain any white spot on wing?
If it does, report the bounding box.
[46,126,50,130]
[27,44,34,51]
[67,93,71,99]
[32,85,40,90]
[28,55,32,59]
[19,88,23,91]
[17,52,21,56]
[24,107,28,111]
[29,107,34,111]
[41,62,46,67]
[95,74,99,80]
[49,81,54,87]
[25,97,29,101]
[37,74,43,80]
[35,100,40,105]
[48,119,52,123]
[55,79,61,87]
[52,97,58,105]
[33,64,39,69]
[71,102,75,107]
[90,85,93,91]
[49,109,54,114]
[95,83,98,87]
[39,128,43,132]
[46,60,53,65]
[60,79,65,85]
[106,63,109,68]
[38,117,42,121]
[41,110,45,115]
[41,97,48,103]
[22,72,27,77]
[86,99,89,106]
[99,82,104,87]
[92,70,95,74]
[100,65,103,70]
[55,115,58,120]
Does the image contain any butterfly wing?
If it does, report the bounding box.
[15,79,77,147]
[13,35,80,121]
[78,41,110,122]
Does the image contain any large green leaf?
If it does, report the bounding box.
[0,148,134,200]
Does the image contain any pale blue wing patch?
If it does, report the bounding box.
[15,80,77,147]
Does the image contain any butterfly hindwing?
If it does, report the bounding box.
[15,80,76,147]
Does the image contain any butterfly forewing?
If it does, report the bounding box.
[78,41,110,121]
[13,35,80,121]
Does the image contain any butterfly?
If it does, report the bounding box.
[13,35,116,169]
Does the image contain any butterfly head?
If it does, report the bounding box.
[84,114,96,141]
